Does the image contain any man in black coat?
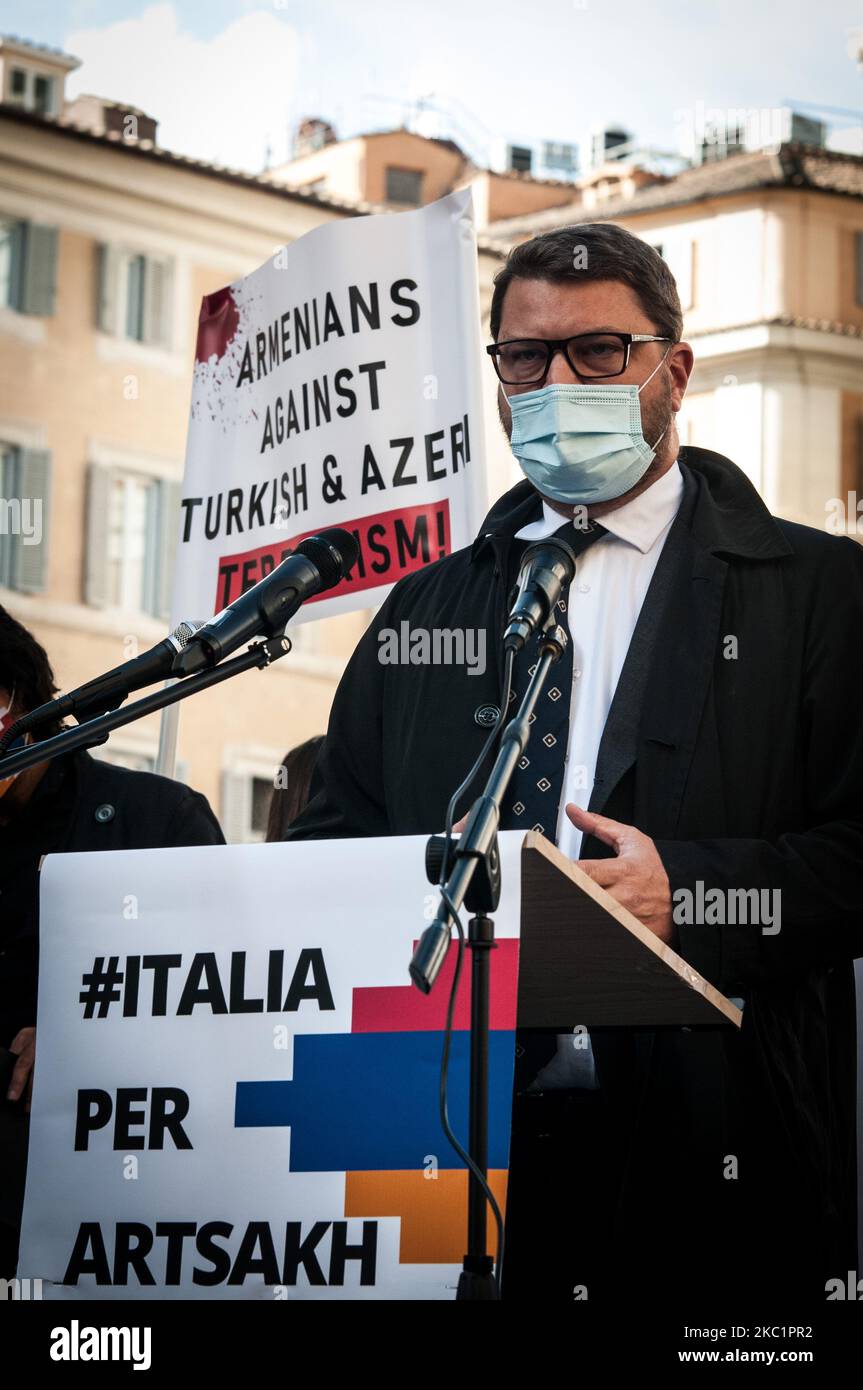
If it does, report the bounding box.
[284,224,863,1310]
[0,606,224,1273]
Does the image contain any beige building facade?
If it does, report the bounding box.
[478,149,863,528]
[266,123,578,231]
[0,47,366,840]
[2,37,862,841]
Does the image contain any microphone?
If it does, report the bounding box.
[0,620,207,751]
[172,527,360,677]
[503,537,577,653]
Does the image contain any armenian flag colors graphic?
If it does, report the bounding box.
[235,939,520,1263]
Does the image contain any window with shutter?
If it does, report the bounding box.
[96,247,174,346]
[106,472,152,611]
[0,218,60,315]
[12,447,50,592]
[220,770,277,843]
[86,463,175,615]
[0,445,51,593]
[221,770,252,844]
[7,66,56,115]
[20,223,58,317]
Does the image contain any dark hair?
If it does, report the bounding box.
[490,222,683,344]
[0,605,63,738]
[265,735,325,841]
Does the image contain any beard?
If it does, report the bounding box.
[639,369,674,456]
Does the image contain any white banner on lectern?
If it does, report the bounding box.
[18,834,523,1301]
[171,188,487,629]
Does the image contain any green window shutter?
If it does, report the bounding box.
[95,243,120,334]
[20,224,58,317]
[84,462,112,607]
[11,447,51,592]
[155,477,181,620]
[145,257,172,347]
[126,254,146,341]
[0,447,19,587]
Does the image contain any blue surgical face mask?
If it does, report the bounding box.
[507,349,671,505]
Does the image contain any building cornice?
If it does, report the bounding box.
[0,103,368,217]
[485,143,863,240]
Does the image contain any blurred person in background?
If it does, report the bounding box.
[266,735,324,841]
[0,606,224,1275]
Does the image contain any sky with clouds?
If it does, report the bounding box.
[4,0,863,173]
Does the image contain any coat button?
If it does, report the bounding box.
[474,704,500,729]
[94,803,115,824]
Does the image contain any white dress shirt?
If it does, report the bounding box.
[512,460,684,1088]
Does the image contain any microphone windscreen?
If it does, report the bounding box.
[297,528,360,590]
[172,619,207,648]
[520,536,577,583]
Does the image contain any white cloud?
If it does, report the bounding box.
[65,2,299,173]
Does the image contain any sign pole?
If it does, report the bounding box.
[155,693,181,778]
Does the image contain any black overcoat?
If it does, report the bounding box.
[286,446,863,1301]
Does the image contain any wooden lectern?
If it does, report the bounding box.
[518,831,741,1030]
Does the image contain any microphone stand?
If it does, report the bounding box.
[0,634,292,781]
[411,615,569,1302]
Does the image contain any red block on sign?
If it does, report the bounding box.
[351,939,520,1033]
[214,499,452,610]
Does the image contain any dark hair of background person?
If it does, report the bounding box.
[0,605,64,739]
[266,735,325,841]
[489,222,684,345]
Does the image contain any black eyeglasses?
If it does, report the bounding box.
[486,332,672,385]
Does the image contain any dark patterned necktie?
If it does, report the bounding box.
[501,520,607,841]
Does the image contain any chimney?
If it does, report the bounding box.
[62,93,158,145]
[293,117,337,158]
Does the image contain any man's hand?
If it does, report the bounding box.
[566,804,675,945]
[7,1026,35,1112]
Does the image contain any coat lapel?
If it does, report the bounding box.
[634,536,728,839]
[630,448,791,839]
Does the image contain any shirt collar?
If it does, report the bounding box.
[515,459,684,555]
